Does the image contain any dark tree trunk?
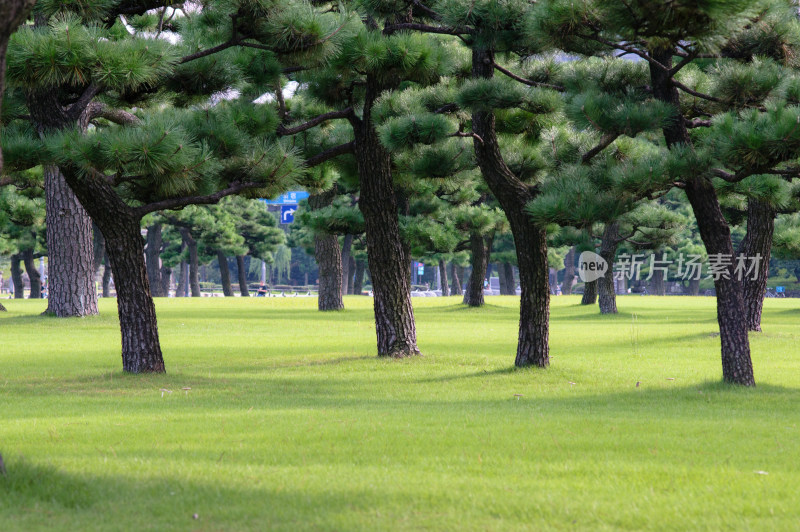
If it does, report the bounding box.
[738,198,776,332]
[236,255,249,297]
[102,254,112,298]
[93,225,105,277]
[439,260,450,296]
[504,263,517,295]
[177,259,188,297]
[471,47,549,367]
[688,278,701,296]
[562,247,576,295]
[309,190,344,311]
[341,234,353,297]
[649,48,753,385]
[347,255,356,294]
[218,251,233,297]
[59,166,164,373]
[354,77,419,357]
[10,254,24,299]
[450,263,463,296]
[463,231,491,306]
[181,229,201,297]
[650,250,666,296]
[145,224,164,297]
[582,280,597,305]
[22,249,41,299]
[160,266,172,297]
[42,166,99,316]
[353,258,366,295]
[598,223,619,315]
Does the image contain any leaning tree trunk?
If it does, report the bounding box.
[353,258,366,296]
[59,166,164,373]
[341,234,353,297]
[218,252,234,297]
[450,263,463,296]
[235,255,249,297]
[598,223,620,315]
[355,78,419,357]
[145,224,164,297]
[739,198,776,332]
[309,190,344,311]
[471,47,549,367]
[22,249,41,299]
[562,247,576,295]
[439,260,450,296]
[582,280,597,305]
[180,229,201,297]
[464,232,492,306]
[649,48,753,385]
[10,254,24,299]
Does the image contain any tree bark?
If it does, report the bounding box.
[218,251,233,297]
[582,280,598,305]
[160,265,172,297]
[181,229,201,297]
[236,255,250,297]
[450,263,463,295]
[145,224,164,297]
[649,48,753,385]
[22,249,41,299]
[562,247,576,295]
[341,234,353,297]
[503,263,517,295]
[439,260,450,296]
[598,223,619,315]
[176,259,187,297]
[347,255,356,294]
[41,166,99,316]
[471,47,549,367]
[353,258,366,295]
[354,77,419,357]
[738,198,776,332]
[102,254,112,298]
[688,278,701,296]
[10,254,24,298]
[650,250,667,296]
[59,166,165,373]
[309,190,344,311]
[463,231,491,306]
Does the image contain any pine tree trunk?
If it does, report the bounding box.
[58,166,165,373]
[93,225,105,278]
[450,263,463,295]
[42,166,99,316]
[355,78,419,357]
[341,234,353,297]
[181,229,201,297]
[463,232,489,306]
[649,48,753,386]
[160,266,172,297]
[102,254,112,298]
[236,255,249,297]
[218,251,233,297]
[562,247,576,295]
[10,254,24,298]
[347,255,356,294]
[22,249,41,299]
[145,224,164,297]
[688,278,701,296]
[177,259,188,297]
[598,224,619,315]
[738,198,775,332]
[582,280,597,305]
[651,250,666,296]
[471,47,549,367]
[353,258,366,295]
[439,260,450,296]
[309,190,344,310]
[503,263,517,295]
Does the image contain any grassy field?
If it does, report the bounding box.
[1,295,799,531]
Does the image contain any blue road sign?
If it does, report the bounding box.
[262,191,310,205]
[776,286,785,293]
[280,204,297,224]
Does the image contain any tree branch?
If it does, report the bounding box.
[493,63,565,92]
[581,35,668,71]
[581,132,619,164]
[673,80,722,103]
[304,141,355,168]
[86,103,142,126]
[383,23,473,36]
[133,181,264,218]
[277,107,354,136]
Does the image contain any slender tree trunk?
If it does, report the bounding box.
[22,249,41,299]
[236,255,250,297]
[181,229,201,297]
[347,255,356,295]
[145,224,164,297]
[309,191,344,311]
[450,263,463,295]
[355,78,419,357]
[598,223,619,315]
[497,262,508,295]
[218,251,233,297]
[102,255,112,298]
[688,278,701,296]
[503,263,516,295]
[650,250,666,296]
[649,48,753,385]
[353,258,366,295]
[439,260,450,296]
[10,254,24,299]
[463,232,490,306]
[93,225,105,279]
[341,234,353,297]
[582,280,597,305]
[739,198,775,332]
[471,47,549,367]
[160,266,172,297]
[562,247,576,295]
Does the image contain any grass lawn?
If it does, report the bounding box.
[1,295,800,531]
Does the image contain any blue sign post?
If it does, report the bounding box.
[262,191,310,205]
[280,205,297,224]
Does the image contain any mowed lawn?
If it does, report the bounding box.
[1,295,799,531]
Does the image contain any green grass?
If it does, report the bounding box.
[1,295,800,531]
